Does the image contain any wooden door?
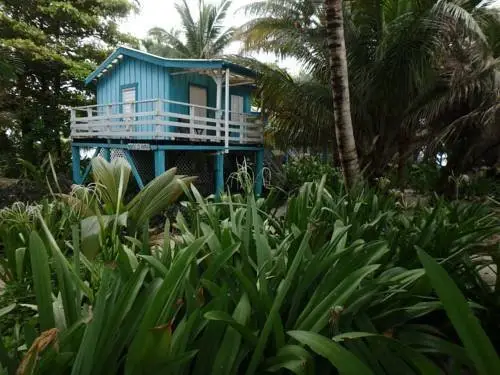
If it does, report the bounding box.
[231,95,245,142]
[189,85,208,140]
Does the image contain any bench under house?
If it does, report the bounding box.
[70,46,265,195]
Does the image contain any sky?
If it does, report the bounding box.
[120,0,500,74]
[120,0,300,73]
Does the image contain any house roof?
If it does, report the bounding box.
[85,46,257,85]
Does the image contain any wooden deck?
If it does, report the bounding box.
[70,98,264,145]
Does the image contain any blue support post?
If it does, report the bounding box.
[80,147,101,184]
[102,147,111,162]
[154,150,166,177]
[123,149,145,189]
[215,151,224,199]
[255,148,264,196]
[71,145,81,184]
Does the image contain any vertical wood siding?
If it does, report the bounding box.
[95,56,254,136]
[96,56,170,134]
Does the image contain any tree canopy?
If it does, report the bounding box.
[0,0,137,175]
[237,0,500,178]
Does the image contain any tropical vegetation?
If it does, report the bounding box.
[1,160,500,374]
[238,0,500,183]
[0,0,138,177]
[2,0,500,374]
[143,0,235,59]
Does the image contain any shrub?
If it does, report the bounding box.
[283,156,341,192]
[1,171,499,374]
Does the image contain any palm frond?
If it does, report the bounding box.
[237,0,500,174]
[143,0,233,59]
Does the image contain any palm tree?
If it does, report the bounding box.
[324,0,359,188]
[238,0,500,179]
[143,0,234,59]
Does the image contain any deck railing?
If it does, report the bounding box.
[70,98,264,145]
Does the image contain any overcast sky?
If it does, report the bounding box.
[120,0,500,74]
[120,0,300,72]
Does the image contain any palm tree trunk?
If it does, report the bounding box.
[324,0,360,189]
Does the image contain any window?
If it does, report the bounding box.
[122,87,136,115]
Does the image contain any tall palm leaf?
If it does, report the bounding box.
[143,0,234,58]
[238,0,500,177]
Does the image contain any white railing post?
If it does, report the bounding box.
[86,107,92,132]
[260,119,264,143]
[189,105,195,137]
[155,98,161,138]
[215,72,222,141]
[240,114,245,144]
[70,108,76,137]
[224,68,230,152]
[106,104,112,134]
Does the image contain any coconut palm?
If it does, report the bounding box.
[238,0,500,178]
[143,0,234,59]
[324,0,359,188]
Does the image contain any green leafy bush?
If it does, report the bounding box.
[407,163,441,193]
[283,156,341,192]
[1,166,499,374]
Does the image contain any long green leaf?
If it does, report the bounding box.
[417,249,500,375]
[211,293,252,375]
[38,214,93,301]
[29,231,55,330]
[205,309,257,347]
[288,330,374,375]
[298,264,380,332]
[39,216,91,327]
[245,230,312,375]
[125,236,208,374]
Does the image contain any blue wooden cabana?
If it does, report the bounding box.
[70,46,264,196]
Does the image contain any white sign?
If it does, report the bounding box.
[127,143,151,151]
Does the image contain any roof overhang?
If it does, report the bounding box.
[85,46,257,85]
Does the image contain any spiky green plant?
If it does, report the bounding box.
[1,174,499,374]
[59,157,196,261]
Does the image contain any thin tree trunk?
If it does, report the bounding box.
[324,0,360,189]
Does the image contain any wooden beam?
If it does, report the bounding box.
[215,151,224,199]
[224,68,230,152]
[71,145,81,184]
[154,149,165,177]
[229,81,255,87]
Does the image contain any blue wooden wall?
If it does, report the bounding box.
[168,72,253,114]
[97,56,170,135]
[169,72,217,115]
[96,55,254,136]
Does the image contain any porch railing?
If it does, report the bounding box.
[70,98,264,145]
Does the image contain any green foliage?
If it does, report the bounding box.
[0,0,138,177]
[60,157,196,261]
[283,155,341,192]
[418,249,500,375]
[1,167,499,374]
[406,163,442,193]
[143,0,234,58]
[237,0,500,178]
[0,200,78,284]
